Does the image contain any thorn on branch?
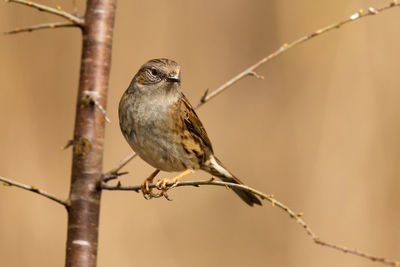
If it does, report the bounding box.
[116,171,129,177]
[102,171,129,182]
[82,91,111,123]
[60,139,74,150]
[200,88,209,103]
[249,71,264,80]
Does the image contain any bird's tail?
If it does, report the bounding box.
[202,156,262,206]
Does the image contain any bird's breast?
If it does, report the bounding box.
[119,92,189,171]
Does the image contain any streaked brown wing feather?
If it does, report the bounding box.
[179,93,213,155]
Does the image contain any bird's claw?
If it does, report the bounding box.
[155,178,178,201]
[141,179,160,200]
[141,177,176,200]
[156,177,179,189]
[160,189,173,201]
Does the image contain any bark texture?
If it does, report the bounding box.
[65,0,116,266]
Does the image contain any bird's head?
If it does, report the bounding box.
[134,58,181,87]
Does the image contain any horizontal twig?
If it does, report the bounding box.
[0,175,69,208]
[194,0,400,109]
[101,178,316,238]
[4,22,76,34]
[101,178,399,266]
[6,0,83,25]
[314,239,399,266]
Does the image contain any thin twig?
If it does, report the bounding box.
[82,90,111,123]
[194,0,400,108]
[102,178,399,266]
[102,171,129,183]
[0,175,69,208]
[314,239,399,266]
[60,139,74,150]
[4,22,76,34]
[105,152,137,175]
[6,0,83,25]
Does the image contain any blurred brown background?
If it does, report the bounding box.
[1,0,399,266]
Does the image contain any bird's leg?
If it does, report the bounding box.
[141,169,160,200]
[156,169,193,188]
[156,169,193,200]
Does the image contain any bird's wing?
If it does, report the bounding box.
[178,93,214,155]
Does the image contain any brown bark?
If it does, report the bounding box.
[65,1,116,266]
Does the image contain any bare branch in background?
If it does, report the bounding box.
[4,22,76,35]
[102,178,399,266]
[6,0,83,25]
[0,176,69,208]
[194,0,400,108]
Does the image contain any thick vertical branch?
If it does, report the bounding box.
[65,1,115,267]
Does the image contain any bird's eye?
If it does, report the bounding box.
[150,68,158,76]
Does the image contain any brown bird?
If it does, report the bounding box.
[119,58,261,206]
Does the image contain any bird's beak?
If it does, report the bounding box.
[167,72,180,83]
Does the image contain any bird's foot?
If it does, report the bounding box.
[155,169,194,201]
[141,180,156,200]
[155,177,179,201]
[141,169,161,200]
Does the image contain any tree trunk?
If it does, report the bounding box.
[65,1,116,266]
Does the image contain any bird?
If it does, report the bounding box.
[118,58,261,206]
